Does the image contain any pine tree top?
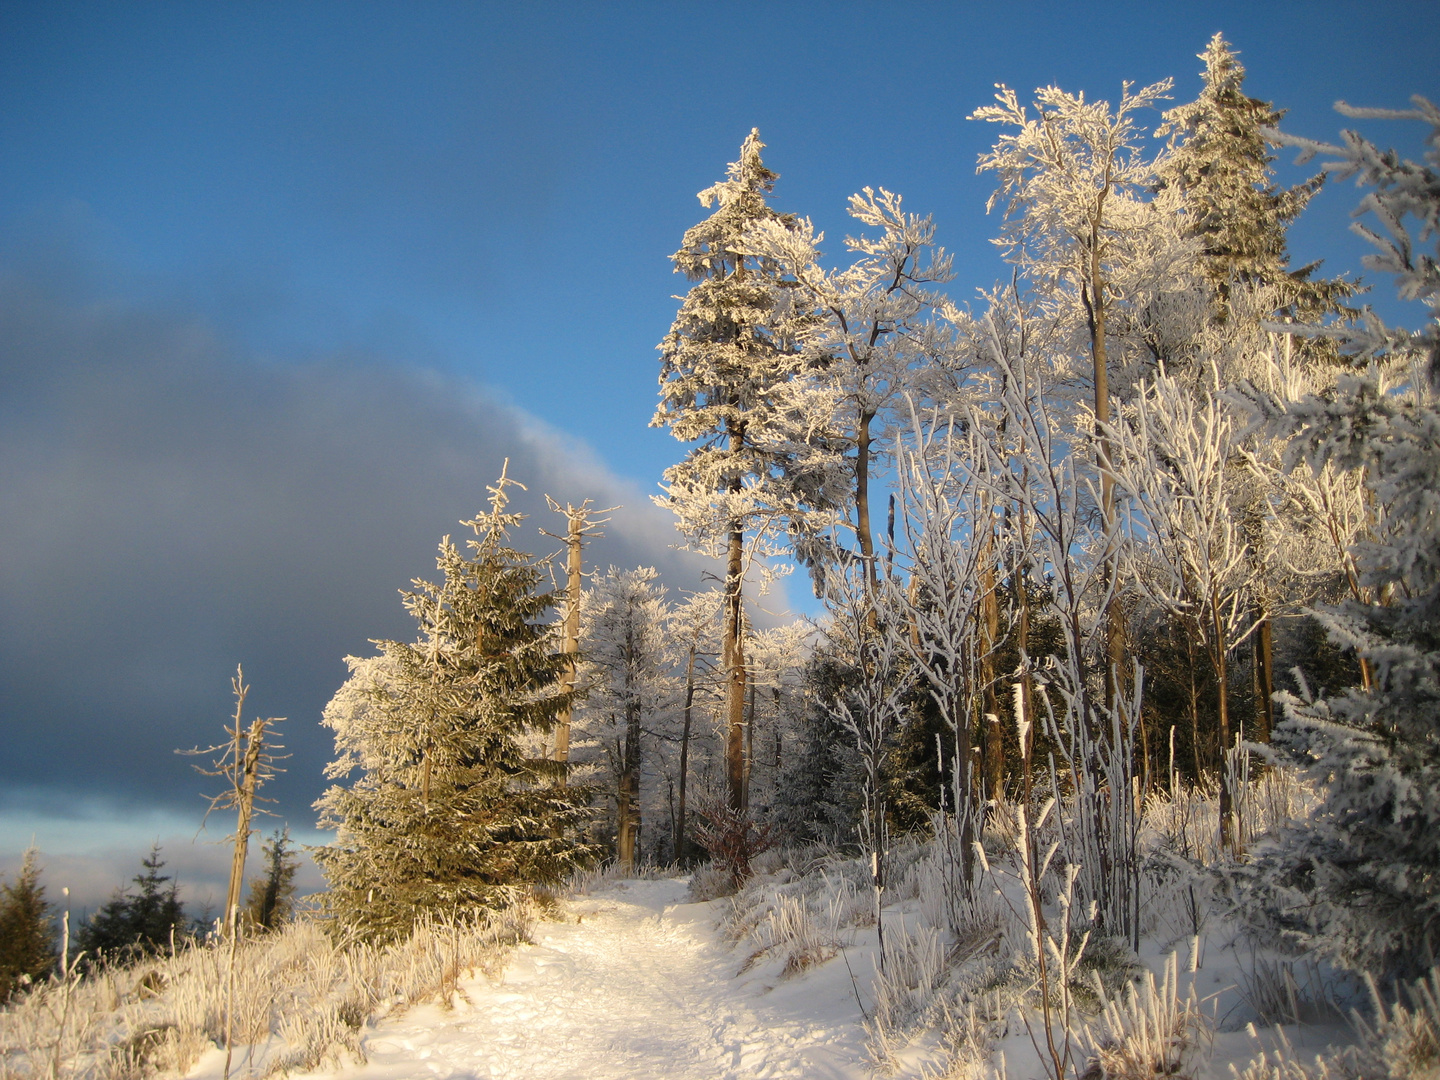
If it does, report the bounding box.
[1157,33,1346,315]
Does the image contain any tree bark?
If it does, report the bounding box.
[225,719,265,939]
[856,409,877,590]
[618,670,642,872]
[1252,613,1274,744]
[674,641,696,863]
[723,521,748,812]
[978,494,1005,801]
[1210,596,1236,854]
[742,680,756,811]
[552,512,584,766]
[1082,215,1126,715]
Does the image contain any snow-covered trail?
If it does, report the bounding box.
[320,878,870,1080]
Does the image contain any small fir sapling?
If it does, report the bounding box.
[245,828,300,931]
[76,845,189,960]
[0,848,56,1002]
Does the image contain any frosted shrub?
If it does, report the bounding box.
[909,842,1010,953]
[1235,952,1340,1027]
[726,857,871,976]
[752,893,846,976]
[867,921,948,1063]
[0,904,532,1080]
[1233,968,1440,1080]
[1081,951,1209,1080]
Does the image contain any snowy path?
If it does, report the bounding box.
[321,878,870,1080]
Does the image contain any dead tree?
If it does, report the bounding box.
[180,666,285,939]
[541,497,617,769]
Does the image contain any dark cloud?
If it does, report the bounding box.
[0,253,717,838]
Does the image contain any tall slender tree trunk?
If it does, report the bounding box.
[1210,597,1235,853]
[855,409,877,590]
[742,681,756,811]
[674,642,696,863]
[618,659,642,872]
[1252,614,1274,744]
[978,494,1005,801]
[723,519,748,813]
[1083,222,1126,714]
[225,719,265,939]
[552,512,584,767]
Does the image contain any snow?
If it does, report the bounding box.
[242,879,869,1080]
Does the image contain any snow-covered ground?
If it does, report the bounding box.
[199,878,873,1080]
[169,871,1357,1080]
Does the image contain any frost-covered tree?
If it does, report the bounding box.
[1159,35,1356,738]
[746,187,955,589]
[664,590,722,862]
[737,621,809,814]
[972,78,1176,704]
[1110,368,1256,851]
[652,129,825,811]
[0,849,55,1002]
[1157,34,1345,317]
[1236,97,1440,979]
[575,566,672,872]
[894,408,996,880]
[314,472,591,942]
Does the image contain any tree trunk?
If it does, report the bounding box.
[618,685,642,872]
[1210,598,1235,854]
[1083,228,1126,714]
[742,680,756,811]
[1252,613,1274,744]
[856,409,877,590]
[552,512,584,767]
[674,642,696,863]
[723,522,748,812]
[225,719,265,939]
[978,495,1005,801]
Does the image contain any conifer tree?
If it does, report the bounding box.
[1236,96,1440,980]
[0,849,55,1002]
[1157,34,1345,316]
[314,470,592,942]
[1158,34,1356,742]
[77,845,188,959]
[244,828,299,931]
[652,129,824,811]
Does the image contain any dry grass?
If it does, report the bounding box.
[0,904,532,1080]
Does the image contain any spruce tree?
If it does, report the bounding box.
[1236,96,1440,980]
[244,828,299,931]
[314,471,592,942]
[652,129,823,812]
[1158,35,1357,746]
[0,849,55,1002]
[77,845,188,960]
[1157,33,1346,316]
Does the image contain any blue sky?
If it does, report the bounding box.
[2,0,1436,909]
